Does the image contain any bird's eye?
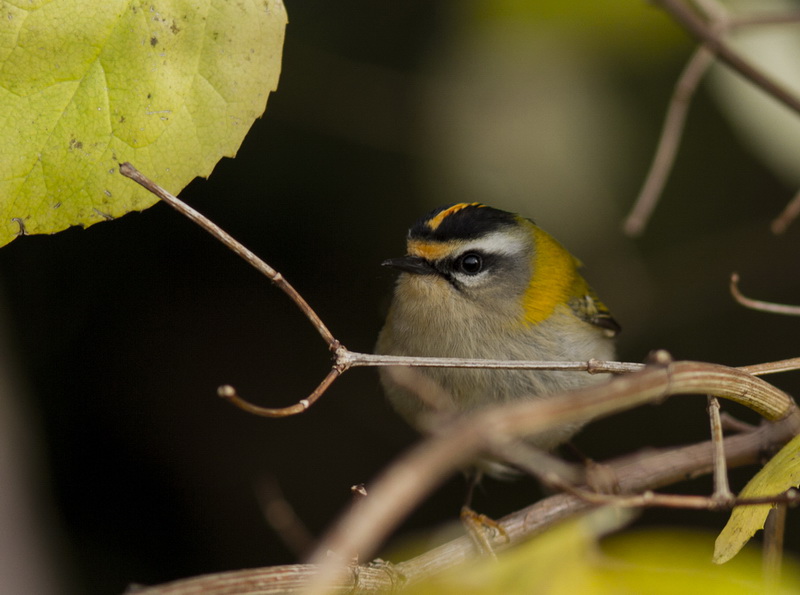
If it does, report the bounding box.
[456,252,483,275]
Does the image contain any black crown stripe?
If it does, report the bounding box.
[409,203,518,242]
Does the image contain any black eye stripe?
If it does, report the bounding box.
[451,251,506,277]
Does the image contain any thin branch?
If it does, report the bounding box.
[719,411,758,433]
[119,162,339,349]
[738,357,800,376]
[256,476,316,559]
[486,441,586,487]
[348,485,369,565]
[655,0,800,116]
[626,1,800,235]
[558,485,799,510]
[772,187,800,234]
[707,396,734,502]
[763,504,787,587]
[624,45,715,236]
[728,11,800,29]
[217,366,343,418]
[340,352,644,373]
[730,272,800,316]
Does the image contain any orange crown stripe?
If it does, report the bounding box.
[407,239,456,260]
[425,202,484,231]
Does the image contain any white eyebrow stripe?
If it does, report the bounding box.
[457,232,526,257]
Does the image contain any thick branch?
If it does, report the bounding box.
[301,361,796,592]
[130,414,798,594]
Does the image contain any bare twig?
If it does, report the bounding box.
[719,411,758,433]
[256,476,316,559]
[486,441,586,487]
[772,188,800,234]
[340,352,643,373]
[216,366,344,418]
[730,273,800,316]
[707,396,734,502]
[763,503,787,587]
[217,347,800,418]
[624,45,715,236]
[625,1,800,235]
[119,162,339,349]
[738,357,800,376]
[348,485,369,564]
[216,355,642,417]
[558,484,799,511]
[728,11,800,28]
[655,0,800,116]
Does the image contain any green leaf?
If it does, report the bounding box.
[0,0,287,246]
[714,433,800,564]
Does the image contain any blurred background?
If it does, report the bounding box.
[2,1,800,593]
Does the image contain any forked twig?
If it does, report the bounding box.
[656,0,800,115]
[730,272,800,316]
[625,0,800,235]
[120,162,647,417]
[121,164,800,421]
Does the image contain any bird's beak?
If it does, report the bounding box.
[381,255,437,275]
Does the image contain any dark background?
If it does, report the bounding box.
[2,2,800,593]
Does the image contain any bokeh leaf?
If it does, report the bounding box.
[403,507,631,595]
[0,0,287,246]
[714,433,800,564]
[403,516,800,594]
[604,529,800,595]
[709,0,800,186]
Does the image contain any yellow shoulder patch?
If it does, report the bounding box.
[521,225,583,326]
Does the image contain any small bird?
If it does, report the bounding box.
[376,203,619,476]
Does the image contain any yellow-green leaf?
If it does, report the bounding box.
[403,507,631,595]
[714,433,800,564]
[0,0,287,246]
[604,529,800,595]
[403,520,800,594]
